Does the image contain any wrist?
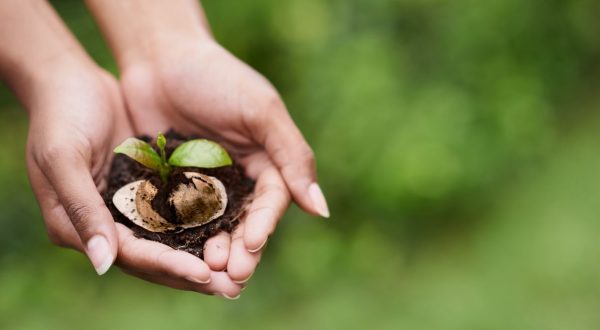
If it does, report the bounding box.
[14,55,102,112]
[118,31,215,70]
[119,36,223,92]
[0,0,95,103]
[85,0,214,70]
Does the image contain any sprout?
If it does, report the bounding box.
[114,133,232,183]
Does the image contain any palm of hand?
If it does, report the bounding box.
[27,69,131,252]
[28,69,245,296]
[123,43,277,155]
[121,42,296,283]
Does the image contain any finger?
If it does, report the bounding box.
[204,271,244,299]
[251,98,330,218]
[203,232,231,271]
[122,268,243,299]
[115,224,211,284]
[227,222,262,284]
[39,149,118,275]
[243,166,290,253]
[121,268,201,291]
[27,161,82,250]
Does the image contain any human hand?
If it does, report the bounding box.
[0,0,248,297]
[24,63,243,297]
[119,40,330,284]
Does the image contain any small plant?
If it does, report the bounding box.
[106,130,253,253]
[114,133,232,183]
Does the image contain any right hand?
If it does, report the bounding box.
[120,41,328,286]
[25,63,243,298]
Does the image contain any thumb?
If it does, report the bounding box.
[254,99,329,218]
[41,149,118,275]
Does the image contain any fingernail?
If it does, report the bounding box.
[240,285,247,292]
[309,183,330,218]
[232,272,254,284]
[221,293,241,300]
[248,239,267,253]
[86,235,113,275]
[186,276,211,284]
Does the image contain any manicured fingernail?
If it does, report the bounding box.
[309,183,330,218]
[86,235,113,275]
[233,272,254,284]
[248,239,267,253]
[186,276,211,284]
[221,293,241,300]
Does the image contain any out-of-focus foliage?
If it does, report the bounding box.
[2,0,600,329]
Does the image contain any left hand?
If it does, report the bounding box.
[25,65,243,297]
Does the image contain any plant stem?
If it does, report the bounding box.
[159,164,171,183]
[157,133,171,183]
[158,144,167,165]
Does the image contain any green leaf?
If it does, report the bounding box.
[114,137,162,171]
[168,139,233,168]
[157,133,167,152]
[156,132,168,164]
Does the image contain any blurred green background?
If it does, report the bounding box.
[2,0,600,329]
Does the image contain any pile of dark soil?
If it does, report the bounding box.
[103,130,255,258]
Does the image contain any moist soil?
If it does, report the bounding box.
[103,130,255,259]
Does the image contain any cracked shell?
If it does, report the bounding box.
[112,172,228,232]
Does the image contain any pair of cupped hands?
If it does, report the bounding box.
[27,40,329,299]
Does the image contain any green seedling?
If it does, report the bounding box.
[114,133,232,183]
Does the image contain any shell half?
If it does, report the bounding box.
[112,172,228,232]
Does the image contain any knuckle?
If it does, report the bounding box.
[249,205,277,219]
[247,207,279,233]
[46,229,67,247]
[277,144,315,175]
[64,201,96,231]
[299,144,316,165]
[256,183,289,198]
[36,143,62,165]
[268,142,287,164]
[244,90,284,125]
[154,249,174,276]
[263,92,285,112]
[45,224,78,249]
[36,140,78,166]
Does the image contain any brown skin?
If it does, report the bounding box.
[0,0,241,297]
[25,66,244,293]
[118,43,313,283]
[86,0,330,287]
[0,0,329,299]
